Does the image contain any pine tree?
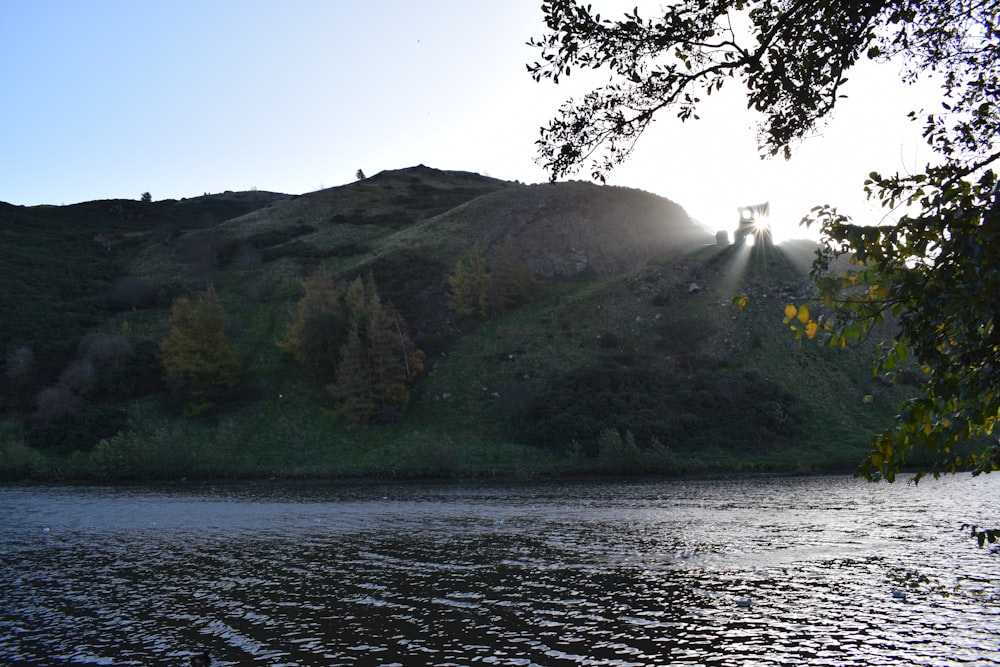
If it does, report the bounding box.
[328,272,424,428]
[329,327,374,429]
[159,287,239,417]
[448,238,540,320]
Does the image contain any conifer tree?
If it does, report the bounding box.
[447,237,540,320]
[160,287,239,417]
[329,327,374,429]
[328,272,424,428]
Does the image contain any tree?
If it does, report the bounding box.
[447,242,490,319]
[328,272,424,428]
[489,235,542,316]
[530,2,1000,498]
[447,237,540,320]
[356,169,366,180]
[160,287,240,417]
[329,326,375,429]
[276,270,347,377]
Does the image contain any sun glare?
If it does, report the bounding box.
[734,202,771,246]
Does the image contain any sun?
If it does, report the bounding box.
[734,202,771,246]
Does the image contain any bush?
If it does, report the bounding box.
[597,428,642,472]
[25,403,128,450]
[519,365,801,455]
[0,439,47,479]
[397,432,459,478]
[89,431,141,480]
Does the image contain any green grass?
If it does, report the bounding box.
[0,169,936,482]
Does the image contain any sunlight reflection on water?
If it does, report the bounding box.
[1,475,998,666]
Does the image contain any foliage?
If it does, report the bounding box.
[801,169,1000,483]
[89,430,143,481]
[447,237,541,320]
[328,272,425,428]
[0,419,47,479]
[529,0,906,178]
[159,287,240,417]
[520,364,798,455]
[0,164,920,481]
[0,193,277,414]
[276,270,347,377]
[597,427,642,473]
[530,1,1000,492]
[490,235,543,315]
[448,242,490,318]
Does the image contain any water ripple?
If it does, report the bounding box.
[1,476,998,665]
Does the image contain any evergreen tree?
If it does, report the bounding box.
[159,287,239,417]
[448,238,540,320]
[329,327,374,429]
[328,272,424,428]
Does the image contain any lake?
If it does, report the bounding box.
[1,475,998,666]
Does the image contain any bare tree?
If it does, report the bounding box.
[33,385,81,423]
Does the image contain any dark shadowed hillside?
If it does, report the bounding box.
[0,166,912,480]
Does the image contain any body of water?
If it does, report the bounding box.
[1,475,998,665]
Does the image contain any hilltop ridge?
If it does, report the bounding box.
[0,166,905,480]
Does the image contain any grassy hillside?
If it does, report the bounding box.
[0,167,913,481]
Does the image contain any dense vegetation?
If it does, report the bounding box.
[530,0,1000,491]
[1,167,919,481]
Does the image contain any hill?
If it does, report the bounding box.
[0,167,911,480]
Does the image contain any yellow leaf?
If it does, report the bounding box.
[736,296,749,310]
[796,305,810,324]
[805,320,819,339]
[784,304,797,320]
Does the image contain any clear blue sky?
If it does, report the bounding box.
[1,1,939,242]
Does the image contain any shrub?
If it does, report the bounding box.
[58,360,96,396]
[597,428,642,472]
[78,334,135,367]
[89,431,141,480]
[108,276,158,311]
[0,439,46,479]
[33,385,81,423]
[519,365,801,455]
[398,432,459,478]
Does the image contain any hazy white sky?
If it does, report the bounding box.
[1,1,940,242]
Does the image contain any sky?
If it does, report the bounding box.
[1,1,941,243]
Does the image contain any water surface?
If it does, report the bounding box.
[1,476,998,665]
